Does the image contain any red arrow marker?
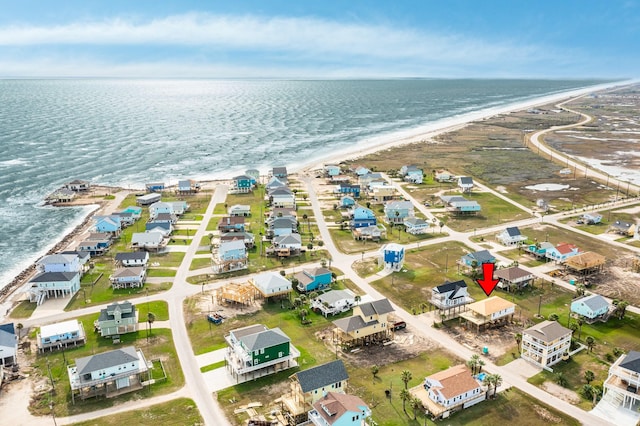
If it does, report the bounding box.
[476,263,499,297]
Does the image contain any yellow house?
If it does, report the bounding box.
[460,296,515,332]
[333,298,394,346]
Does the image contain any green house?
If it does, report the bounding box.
[225,324,300,382]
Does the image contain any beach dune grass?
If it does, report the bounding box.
[70,398,202,426]
[9,300,38,319]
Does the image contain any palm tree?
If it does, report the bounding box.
[419,302,429,313]
[354,295,361,306]
[548,313,559,321]
[491,374,502,398]
[584,370,595,384]
[477,359,485,375]
[577,318,584,341]
[147,312,156,341]
[467,355,481,375]
[308,291,318,302]
[401,370,413,390]
[555,372,568,387]
[410,396,422,420]
[514,333,522,353]
[298,308,308,323]
[585,336,596,352]
[483,374,493,399]
[400,389,411,414]
[302,213,309,232]
[371,365,379,382]
[16,323,24,340]
[616,300,629,320]
[576,283,586,297]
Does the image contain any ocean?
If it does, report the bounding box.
[0,78,605,288]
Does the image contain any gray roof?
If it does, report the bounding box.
[358,298,394,317]
[505,227,521,237]
[295,360,349,393]
[467,250,495,264]
[333,315,368,333]
[38,253,77,265]
[620,351,640,374]
[524,320,572,343]
[272,166,288,175]
[0,323,16,349]
[404,217,427,226]
[30,271,78,283]
[112,267,144,278]
[316,290,355,305]
[459,177,473,185]
[239,327,290,352]
[230,324,268,340]
[115,252,148,262]
[440,195,468,204]
[61,250,90,261]
[574,294,609,312]
[76,346,139,376]
[273,233,302,245]
[98,302,136,322]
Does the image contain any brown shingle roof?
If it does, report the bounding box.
[466,296,515,316]
[428,365,481,400]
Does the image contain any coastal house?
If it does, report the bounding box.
[121,206,143,219]
[95,302,138,338]
[580,213,603,225]
[340,195,356,209]
[384,200,414,225]
[37,319,86,352]
[233,175,254,193]
[460,296,516,332]
[37,253,81,274]
[435,170,454,182]
[601,351,640,418]
[245,168,260,182]
[28,271,80,305]
[78,236,111,256]
[65,179,90,192]
[114,252,149,267]
[352,224,386,241]
[311,289,357,317]
[270,188,297,209]
[269,233,303,257]
[268,216,298,237]
[251,272,293,299]
[294,267,332,292]
[283,360,349,422]
[225,324,300,382]
[218,216,246,233]
[213,239,248,274]
[272,166,288,178]
[494,266,534,292]
[131,231,165,250]
[525,241,554,259]
[333,298,394,346]
[521,320,572,370]
[150,212,178,225]
[354,166,371,176]
[177,179,200,194]
[545,242,581,263]
[0,323,18,366]
[496,227,527,246]
[459,250,496,269]
[458,176,474,193]
[220,232,255,249]
[114,211,136,227]
[136,193,161,206]
[61,250,90,272]
[149,201,175,218]
[400,165,424,184]
[331,175,351,184]
[410,365,485,420]
[571,294,611,321]
[145,182,165,192]
[371,184,396,203]
[228,204,251,217]
[94,215,122,236]
[266,176,287,192]
[358,172,384,188]
[378,243,405,271]
[67,346,150,403]
[564,251,606,276]
[47,188,76,203]
[337,183,361,198]
[610,221,636,236]
[440,195,481,215]
[350,206,376,229]
[308,392,371,426]
[145,221,173,236]
[431,280,474,315]
[110,266,146,289]
[325,164,341,177]
[170,200,189,215]
[403,217,429,235]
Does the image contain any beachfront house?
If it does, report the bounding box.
[136,193,161,206]
[145,182,165,192]
[601,351,640,417]
[95,302,138,338]
[333,298,394,346]
[545,243,581,263]
[94,215,122,236]
[458,176,474,193]
[308,392,371,426]
[245,169,260,182]
[272,166,288,178]
[410,365,485,420]
[65,179,90,192]
[325,164,341,176]
[311,290,357,317]
[430,280,474,315]
[228,204,251,217]
[350,206,376,229]
[404,217,429,235]
[37,253,81,274]
[233,175,254,193]
[270,188,297,209]
[28,271,80,305]
[521,320,572,370]
[354,166,371,176]
[494,266,534,292]
[61,250,90,273]
[266,176,287,192]
[213,239,248,274]
[496,227,527,246]
[251,272,293,299]
[114,252,149,267]
[38,319,86,352]
[47,188,76,203]
[78,236,111,256]
[378,243,405,271]
[571,294,611,320]
[384,200,414,225]
[110,267,146,289]
[177,179,200,194]
[460,296,516,332]
[225,324,300,382]
[0,323,18,366]
[67,346,150,403]
[294,267,332,292]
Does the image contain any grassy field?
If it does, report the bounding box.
[200,360,226,373]
[190,257,212,271]
[71,398,202,426]
[29,312,184,417]
[151,252,186,267]
[9,300,38,319]
[146,268,177,277]
[137,300,170,322]
[328,227,445,254]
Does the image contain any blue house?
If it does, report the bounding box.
[233,175,254,193]
[571,294,610,320]
[218,239,247,261]
[340,196,356,208]
[350,206,376,229]
[379,243,405,271]
[325,164,341,176]
[338,183,361,198]
[525,241,554,258]
[145,182,165,192]
[94,216,122,235]
[145,221,172,235]
[459,250,496,267]
[384,200,414,225]
[121,206,142,217]
[295,267,332,292]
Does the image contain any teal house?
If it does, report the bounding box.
[233,175,254,193]
[225,324,300,382]
[294,267,332,292]
[571,294,610,320]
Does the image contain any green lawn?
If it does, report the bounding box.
[137,300,170,322]
[190,257,212,271]
[71,398,202,426]
[9,300,38,319]
[29,312,184,417]
[200,360,226,373]
[146,268,177,277]
[150,252,185,268]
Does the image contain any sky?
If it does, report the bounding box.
[0,0,638,78]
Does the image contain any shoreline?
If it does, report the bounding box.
[0,79,634,315]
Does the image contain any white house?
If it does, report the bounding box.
[37,253,81,274]
[110,267,146,289]
[38,319,86,352]
[65,179,90,191]
[521,320,572,370]
[600,351,640,419]
[228,204,251,217]
[29,271,80,305]
[131,232,165,250]
[0,323,18,366]
[149,201,174,218]
[431,280,474,312]
[251,272,293,298]
[114,252,149,267]
[272,233,303,250]
[404,217,429,235]
[311,289,357,317]
[458,176,474,193]
[496,227,527,246]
